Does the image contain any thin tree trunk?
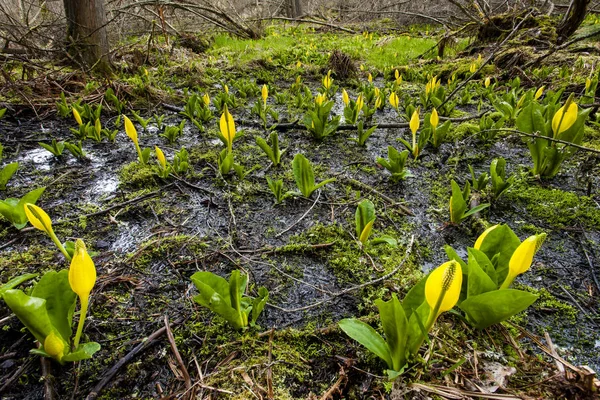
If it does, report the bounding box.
[556,0,590,44]
[63,0,111,72]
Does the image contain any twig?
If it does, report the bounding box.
[40,356,56,400]
[164,316,191,395]
[268,235,414,313]
[320,366,347,400]
[275,190,321,237]
[85,325,167,400]
[524,26,600,69]
[250,16,355,33]
[482,128,600,155]
[0,357,33,394]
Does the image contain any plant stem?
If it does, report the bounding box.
[50,232,71,261]
[135,144,145,165]
[410,287,446,356]
[73,297,89,349]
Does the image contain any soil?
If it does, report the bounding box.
[0,79,599,399]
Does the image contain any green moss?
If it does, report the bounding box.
[448,122,479,141]
[505,182,600,229]
[118,161,158,189]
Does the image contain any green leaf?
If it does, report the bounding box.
[370,236,397,247]
[191,271,246,330]
[31,270,77,343]
[466,250,497,298]
[375,294,408,371]
[462,203,490,218]
[401,275,427,319]
[3,289,55,343]
[339,318,392,369]
[450,180,467,223]
[0,273,37,297]
[355,199,375,240]
[478,225,520,284]
[62,342,101,362]
[459,289,538,329]
[292,154,315,197]
[251,287,269,325]
[0,162,18,190]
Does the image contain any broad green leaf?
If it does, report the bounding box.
[478,225,520,284]
[405,301,430,357]
[459,289,538,329]
[466,250,497,298]
[31,270,77,343]
[3,289,54,343]
[355,199,375,239]
[339,318,392,369]
[402,275,427,319]
[375,294,408,371]
[292,154,315,197]
[251,286,269,325]
[0,162,18,190]
[191,271,230,303]
[0,273,37,296]
[370,236,397,247]
[450,180,467,223]
[468,248,497,286]
[62,342,101,362]
[191,271,245,329]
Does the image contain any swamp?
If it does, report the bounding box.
[0,0,600,399]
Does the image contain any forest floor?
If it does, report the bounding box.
[1,18,600,400]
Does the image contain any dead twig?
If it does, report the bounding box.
[164,316,192,396]
[275,190,321,237]
[85,325,167,400]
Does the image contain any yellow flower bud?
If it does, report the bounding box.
[342,89,349,106]
[430,108,439,129]
[202,93,210,106]
[44,331,65,361]
[474,224,499,249]
[24,203,53,235]
[296,61,302,68]
[534,86,544,100]
[410,109,420,135]
[501,233,546,289]
[155,146,166,170]
[123,116,138,145]
[585,78,591,92]
[220,105,236,153]
[261,84,268,106]
[356,94,364,111]
[484,77,490,88]
[470,63,477,74]
[72,108,82,126]
[425,261,462,314]
[69,239,97,300]
[551,101,578,137]
[389,92,399,110]
[368,73,373,83]
[224,85,229,94]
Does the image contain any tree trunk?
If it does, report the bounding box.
[63,0,111,72]
[287,0,303,18]
[556,0,590,44]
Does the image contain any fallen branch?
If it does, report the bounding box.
[482,128,600,155]
[438,10,534,110]
[164,316,191,395]
[275,190,321,237]
[250,16,355,34]
[86,325,167,400]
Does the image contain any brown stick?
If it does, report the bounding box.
[85,326,167,400]
[40,356,56,400]
[164,316,192,395]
